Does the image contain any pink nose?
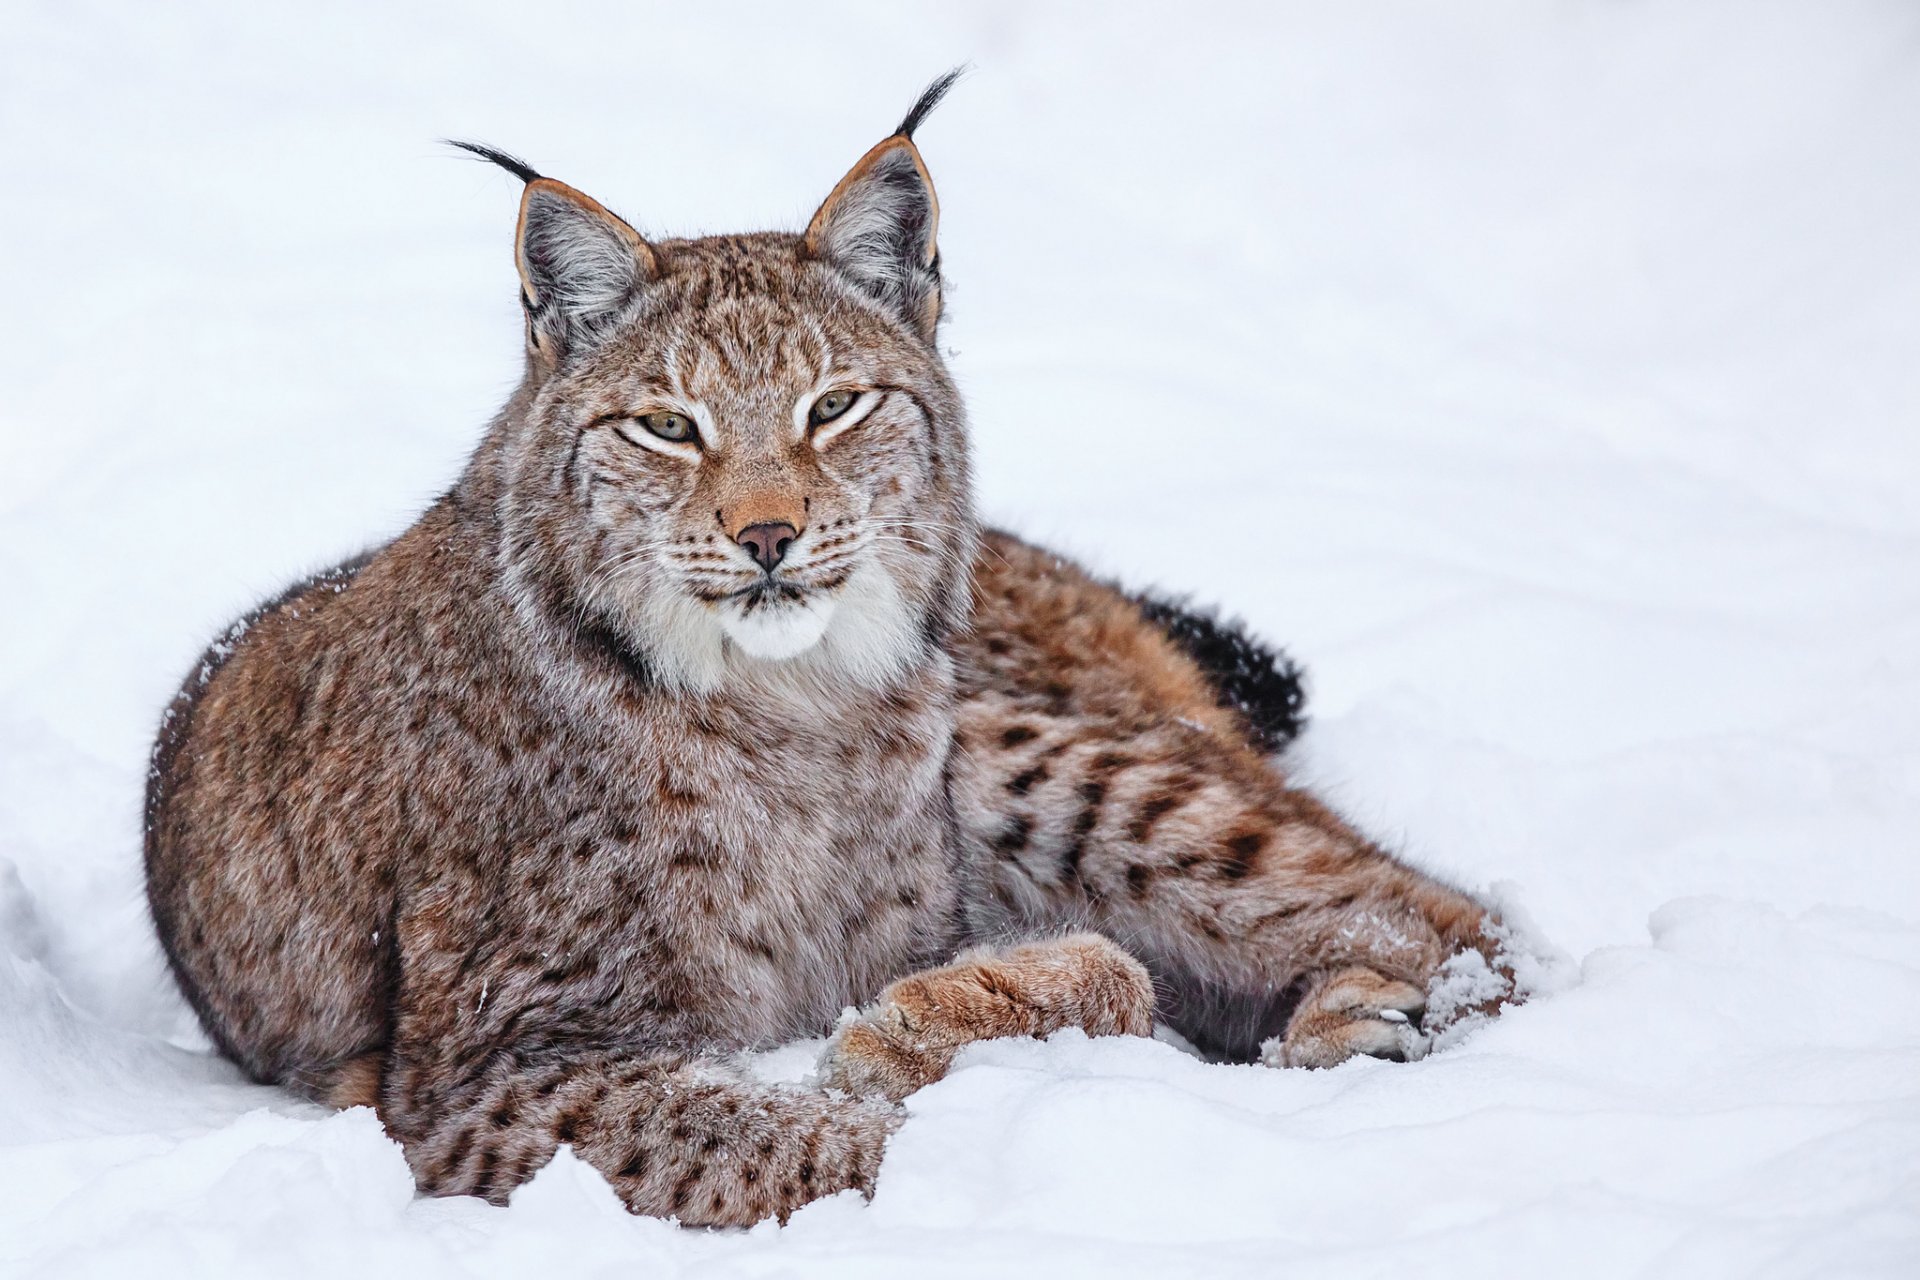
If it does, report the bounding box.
[736,522,798,573]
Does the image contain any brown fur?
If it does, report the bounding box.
[145,91,1519,1229]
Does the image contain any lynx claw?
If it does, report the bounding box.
[819,1014,945,1102]
[1259,968,1433,1069]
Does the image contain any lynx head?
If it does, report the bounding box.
[470,72,976,695]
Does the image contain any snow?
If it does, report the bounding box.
[4,2,1919,1276]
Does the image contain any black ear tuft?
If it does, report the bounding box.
[445,139,543,185]
[895,67,966,140]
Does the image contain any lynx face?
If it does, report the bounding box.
[482,116,975,693]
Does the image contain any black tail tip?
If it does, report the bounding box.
[445,139,542,184]
[896,66,968,140]
[1133,593,1309,756]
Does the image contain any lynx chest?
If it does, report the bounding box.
[447,670,964,1055]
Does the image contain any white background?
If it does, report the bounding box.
[2,3,1917,1276]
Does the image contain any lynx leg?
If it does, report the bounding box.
[358,875,923,1228]
[818,933,1155,1102]
[954,703,1513,1060]
[1259,967,1429,1068]
[952,530,1523,1066]
[383,1047,901,1226]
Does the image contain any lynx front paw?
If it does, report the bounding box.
[1260,967,1430,1069]
[819,933,1155,1102]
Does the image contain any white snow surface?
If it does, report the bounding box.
[4,3,1919,1276]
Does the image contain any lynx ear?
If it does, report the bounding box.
[514,179,656,357]
[448,141,656,360]
[805,71,960,340]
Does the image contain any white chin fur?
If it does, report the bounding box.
[718,595,837,661]
[619,560,922,694]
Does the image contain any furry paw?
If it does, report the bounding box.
[818,933,1155,1101]
[1260,967,1430,1069]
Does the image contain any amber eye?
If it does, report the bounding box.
[808,390,860,428]
[637,411,696,444]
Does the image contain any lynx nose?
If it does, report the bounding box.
[736,522,799,573]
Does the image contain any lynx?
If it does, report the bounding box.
[145,73,1522,1228]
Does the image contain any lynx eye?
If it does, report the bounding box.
[637,411,696,444]
[808,390,861,428]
